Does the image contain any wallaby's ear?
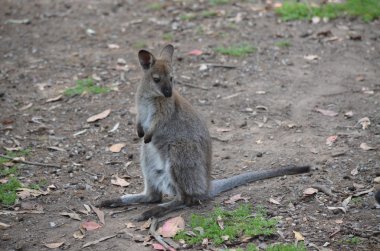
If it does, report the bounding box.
[138,50,156,70]
[160,44,174,63]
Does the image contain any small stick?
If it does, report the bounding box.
[205,63,237,69]
[176,80,209,91]
[0,155,61,168]
[149,217,171,250]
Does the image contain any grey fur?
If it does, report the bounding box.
[99,45,310,220]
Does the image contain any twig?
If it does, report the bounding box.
[205,63,237,69]
[211,136,229,143]
[149,217,171,250]
[82,234,117,248]
[176,80,209,91]
[312,184,335,197]
[0,155,61,168]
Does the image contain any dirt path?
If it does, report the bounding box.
[1,1,379,250]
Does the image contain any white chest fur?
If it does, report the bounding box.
[138,100,155,131]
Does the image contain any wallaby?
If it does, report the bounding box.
[100,44,310,221]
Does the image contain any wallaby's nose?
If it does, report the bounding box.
[162,87,172,97]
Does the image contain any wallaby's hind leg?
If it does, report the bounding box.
[134,198,186,221]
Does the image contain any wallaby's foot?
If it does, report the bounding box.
[144,134,152,144]
[134,206,164,221]
[137,124,144,138]
[98,198,124,208]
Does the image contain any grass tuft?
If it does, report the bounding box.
[0,177,22,205]
[209,0,230,5]
[175,205,277,245]
[275,40,291,48]
[266,243,307,251]
[276,0,380,22]
[180,13,197,21]
[147,3,162,11]
[64,78,110,97]
[215,44,256,57]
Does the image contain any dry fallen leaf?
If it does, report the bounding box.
[360,143,376,151]
[152,243,176,251]
[17,188,48,199]
[73,230,85,239]
[217,215,224,230]
[140,218,152,230]
[19,103,33,111]
[269,197,281,205]
[216,127,232,133]
[304,55,319,60]
[303,187,318,196]
[326,135,337,146]
[157,216,185,238]
[111,175,130,187]
[224,194,249,204]
[0,222,11,229]
[358,117,370,130]
[327,206,346,213]
[342,196,352,208]
[91,205,105,225]
[344,111,353,118]
[335,219,343,224]
[314,108,338,117]
[44,242,64,249]
[81,221,101,231]
[351,167,359,176]
[126,222,136,228]
[59,212,81,221]
[108,43,120,49]
[87,109,111,123]
[188,49,203,56]
[109,143,126,153]
[293,231,305,241]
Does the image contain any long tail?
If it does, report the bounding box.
[208,165,310,198]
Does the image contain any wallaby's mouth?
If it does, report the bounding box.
[162,88,172,98]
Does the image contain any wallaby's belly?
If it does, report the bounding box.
[141,143,175,195]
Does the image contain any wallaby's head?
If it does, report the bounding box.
[138,44,174,98]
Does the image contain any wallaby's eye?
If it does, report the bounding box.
[153,77,160,83]
[152,74,160,83]
[170,76,173,82]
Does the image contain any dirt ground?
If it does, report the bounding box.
[1,0,379,250]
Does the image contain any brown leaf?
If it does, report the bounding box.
[304,55,319,60]
[140,218,152,230]
[81,221,101,231]
[326,135,337,146]
[269,198,281,205]
[224,194,249,204]
[188,49,203,56]
[60,212,81,221]
[73,230,85,239]
[90,205,105,225]
[87,109,111,123]
[157,216,185,238]
[293,231,305,241]
[44,242,64,249]
[0,222,11,229]
[217,215,224,230]
[111,175,130,187]
[360,143,376,151]
[314,108,338,117]
[16,188,48,199]
[344,111,353,118]
[358,117,370,130]
[126,222,136,228]
[152,243,176,251]
[109,143,126,153]
[303,187,318,196]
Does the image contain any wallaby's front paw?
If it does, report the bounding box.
[98,198,123,208]
[137,124,144,138]
[144,134,152,144]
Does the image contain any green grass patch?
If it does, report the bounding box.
[1,148,30,166]
[266,243,307,251]
[180,13,197,21]
[174,205,278,246]
[132,41,147,49]
[209,0,230,5]
[0,166,18,177]
[215,44,256,57]
[64,78,110,97]
[162,33,174,41]
[147,3,162,11]
[276,0,380,22]
[202,10,218,18]
[340,236,361,245]
[275,40,291,48]
[0,177,22,205]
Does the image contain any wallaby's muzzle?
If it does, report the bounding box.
[162,87,172,97]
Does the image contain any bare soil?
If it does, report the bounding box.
[1,1,379,250]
